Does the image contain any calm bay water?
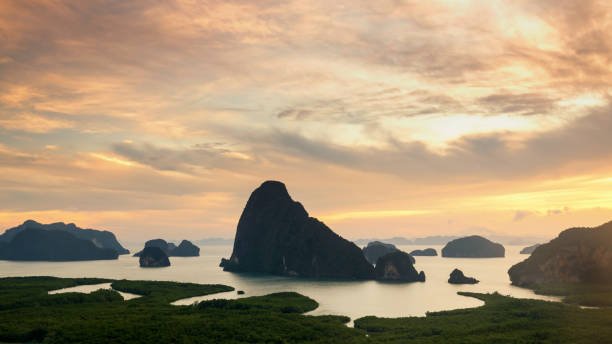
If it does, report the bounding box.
[0,245,559,323]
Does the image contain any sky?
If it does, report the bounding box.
[1,0,611,242]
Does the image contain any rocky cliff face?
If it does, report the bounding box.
[0,228,118,261]
[374,251,425,282]
[222,181,375,279]
[509,221,612,286]
[172,240,200,256]
[448,269,479,284]
[363,241,401,265]
[134,239,200,257]
[133,239,170,256]
[139,246,170,267]
[442,236,505,258]
[0,220,129,255]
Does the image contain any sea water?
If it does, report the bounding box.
[0,245,559,323]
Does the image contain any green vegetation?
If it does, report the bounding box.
[2,277,612,343]
[0,277,363,343]
[111,279,232,303]
[0,276,113,310]
[355,292,612,343]
[197,292,322,314]
[531,283,612,307]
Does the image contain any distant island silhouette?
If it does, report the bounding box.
[363,241,415,265]
[134,239,200,257]
[0,220,129,255]
[0,228,118,261]
[0,220,128,261]
[519,244,540,254]
[448,269,479,284]
[442,236,505,258]
[410,248,438,256]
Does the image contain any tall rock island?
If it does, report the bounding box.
[509,221,612,286]
[221,181,375,279]
[139,246,171,267]
[374,251,425,282]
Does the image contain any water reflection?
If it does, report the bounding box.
[3,245,561,323]
[48,282,141,300]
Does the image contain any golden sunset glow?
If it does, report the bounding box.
[322,210,437,222]
[90,153,137,167]
[0,0,611,241]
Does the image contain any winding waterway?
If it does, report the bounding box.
[2,245,559,323]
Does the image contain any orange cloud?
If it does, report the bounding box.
[321,209,436,222]
[0,0,611,240]
[0,113,74,133]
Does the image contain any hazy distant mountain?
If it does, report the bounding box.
[0,220,129,255]
[458,226,547,246]
[353,236,459,246]
[0,228,118,261]
[354,231,547,247]
[520,244,541,254]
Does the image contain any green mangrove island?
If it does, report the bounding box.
[2,276,612,343]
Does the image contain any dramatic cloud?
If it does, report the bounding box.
[477,92,558,116]
[0,0,611,240]
[0,113,74,133]
[111,141,255,173]
[0,144,38,165]
[232,108,612,181]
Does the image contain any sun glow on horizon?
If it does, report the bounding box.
[321,209,437,222]
[0,0,611,240]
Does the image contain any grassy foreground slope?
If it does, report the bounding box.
[2,277,612,343]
